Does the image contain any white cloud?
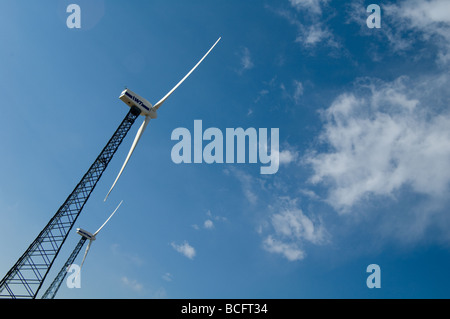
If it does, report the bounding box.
[305,75,450,213]
[238,47,254,73]
[348,0,450,64]
[162,272,173,282]
[390,0,450,26]
[280,149,299,165]
[263,235,305,261]
[258,138,299,173]
[273,0,338,49]
[227,168,329,261]
[110,244,144,267]
[281,80,304,105]
[387,0,450,65]
[254,89,269,104]
[208,211,228,225]
[121,276,144,292]
[171,241,196,260]
[298,25,334,47]
[289,0,329,15]
[204,219,214,229]
[271,208,327,245]
[262,147,299,174]
[262,197,328,261]
[228,168,259,205]
[293,80,303,103]
[193,210,226,230]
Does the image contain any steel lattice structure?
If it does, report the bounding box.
[41,237,87,299]
[0,106,141,299]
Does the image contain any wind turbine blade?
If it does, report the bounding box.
[94,200,123,236]
[75,240,92,281]
[104,116,151,201]
[152,37,221,110]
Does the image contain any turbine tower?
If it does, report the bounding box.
[0,108,139,299]
[40,237,87,299]
[0,37,221,299]
[41,201,123,299]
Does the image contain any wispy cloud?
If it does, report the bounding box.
[281,79,304,105]
[225,140,300,206]
[262,197,328,261]
[303,72,450,244]
[121,276,144,292]
[110,243,144,267]
[260,139,299,171]
[387,0,450,65]
[289,0,330,15]
[227,168,259,205]
[292,80,304,104]
[347,0,450,64]
[204,219,214,229]
[270,208,327,245]
[171,241,196,259]
[192,210,227,230]
[269,1,339,49]
[162,272,173,282]
[236,47,254,74]
[263,235,305,261]
[298,25,335,47]
[227,167,328,261]
[306,75,450,212]
[241,47,254,69]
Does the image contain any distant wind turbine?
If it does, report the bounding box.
[75,200,123,279]
[41,200,123,299]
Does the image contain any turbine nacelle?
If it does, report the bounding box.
[76,228,96,241]
[120,89,158,119]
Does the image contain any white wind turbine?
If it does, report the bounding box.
[75,200,123,279]
[104,37,221,201]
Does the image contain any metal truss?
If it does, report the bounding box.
[41,237,87,299]
[0,106,141,298]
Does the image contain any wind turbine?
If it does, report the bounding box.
[76,200,123,279]
[104,37,222,201]
[41,200,123,299]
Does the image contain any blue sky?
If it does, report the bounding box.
[1,0,450,299]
